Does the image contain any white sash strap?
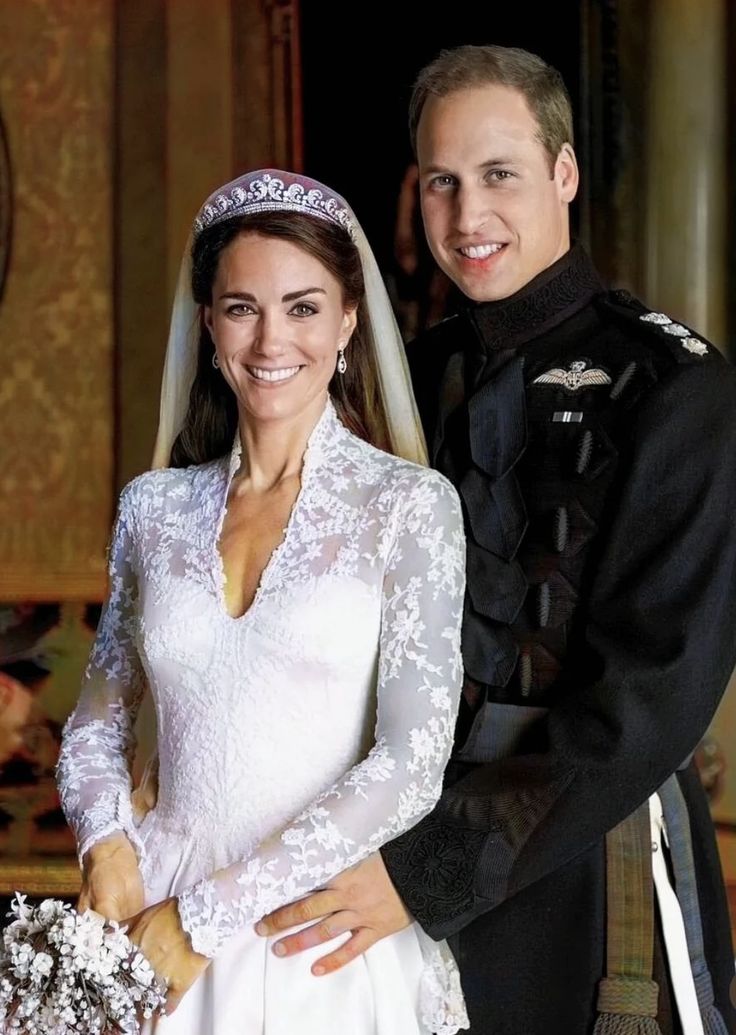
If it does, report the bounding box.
[648,793,705,1035]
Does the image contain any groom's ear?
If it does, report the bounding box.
[555,144,579,204]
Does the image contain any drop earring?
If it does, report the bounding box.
[212,352,220,370]
[337,345,347,375]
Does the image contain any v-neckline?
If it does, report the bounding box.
[211,400,333,622]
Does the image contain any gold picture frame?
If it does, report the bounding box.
[0,856,80,898]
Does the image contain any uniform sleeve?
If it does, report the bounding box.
[56,484,148,862]
[176,471,466,957]
[381,357,736,939]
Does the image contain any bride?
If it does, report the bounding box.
[56,170,469,1034]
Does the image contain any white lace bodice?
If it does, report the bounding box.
[57,402,465,1017]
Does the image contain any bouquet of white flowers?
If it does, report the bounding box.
[0,893,167,1034]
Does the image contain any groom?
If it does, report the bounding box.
[258,45,736,1033]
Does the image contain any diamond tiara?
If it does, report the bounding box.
[193,172,356,241]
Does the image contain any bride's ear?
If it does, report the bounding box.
[203,305,214,339]
[341,307,358,342]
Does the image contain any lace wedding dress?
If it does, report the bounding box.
[57,401,469,1034]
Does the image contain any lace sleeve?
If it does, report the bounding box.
[177,470,466,957]
[56,484,148,862]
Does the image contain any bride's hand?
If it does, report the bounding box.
[124,898,211,1015]
[77,833,144,922]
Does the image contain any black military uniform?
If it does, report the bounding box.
[381,244,736,1034]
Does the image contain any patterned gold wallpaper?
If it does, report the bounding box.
[0,0,114,600]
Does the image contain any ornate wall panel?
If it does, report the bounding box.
[0,111,10,304]
[0,0,114,600]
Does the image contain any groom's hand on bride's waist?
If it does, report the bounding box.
[254,853,411,975]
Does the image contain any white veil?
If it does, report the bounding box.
[151,169,427,469]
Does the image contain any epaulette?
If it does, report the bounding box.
[596,289,715,365]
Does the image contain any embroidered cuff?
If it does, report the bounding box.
[381,812,488,937]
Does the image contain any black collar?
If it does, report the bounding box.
[462,243,603,354]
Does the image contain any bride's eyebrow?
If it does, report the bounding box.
[282,287,327,302]
[218,288,327,302]
[219,291,256,301]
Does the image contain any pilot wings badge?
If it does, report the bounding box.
[532,360,612,392]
